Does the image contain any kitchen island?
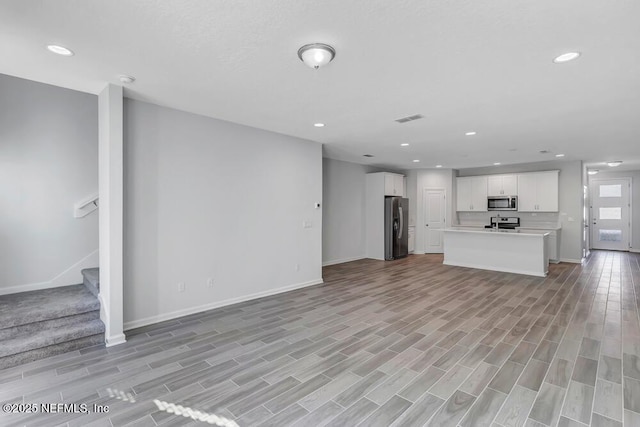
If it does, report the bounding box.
[443,228,550,277]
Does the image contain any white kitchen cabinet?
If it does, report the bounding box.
[456,176,488,211]
[487,174,518,196]
[384,173,405,197]
[518,171,559,212]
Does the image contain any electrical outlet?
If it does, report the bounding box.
[207,278,214,288]
[178,282,185,292]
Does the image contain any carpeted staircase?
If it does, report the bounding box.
[0,269,105,370]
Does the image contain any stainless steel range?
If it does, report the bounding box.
[485,216,520,230]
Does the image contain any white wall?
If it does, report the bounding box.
[457,160,584,262]
[589,169,640,252]
[0,74,99,294]
[123,99,322,329]
[407,169,455,254]
[322,158,385,265]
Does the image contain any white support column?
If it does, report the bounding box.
[98,84,126,346]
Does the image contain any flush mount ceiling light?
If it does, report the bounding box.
[588,170,599,175]
[436,165,443,168]
[413,159,420,163]
[400,143,410,147]
[555,154,565,158]
[607,161,623,167]
[465,131,477,136]
[47,44,74,56]
[553,52,581,63]
[313,123,325,127]
[298,43,335,69]
[493,162,501,166]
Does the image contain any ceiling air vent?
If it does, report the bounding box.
[363,154,375,158]
[395,114,424,124]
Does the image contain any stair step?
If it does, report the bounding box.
[81,267,100,297]
[0,284,105,370]
[0,318,105,358]
[0,311,100,341]
[0,284,100,329]
[0,334,105,370]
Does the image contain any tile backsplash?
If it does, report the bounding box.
[456,211,561,228]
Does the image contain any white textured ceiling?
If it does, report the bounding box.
[1,0,639,171]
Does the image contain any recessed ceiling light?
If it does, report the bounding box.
[47,44,74,56]
[607,161,622,167]
[553,52,581,63]
[493,162,501,166]
[363,154,374,158]
[314,123,325,127]
[436,165,443,168]
[413,159,420,163]
[465,131,476,136]
[555,154,565,158]
[400,143,410,147]
[118,75,135,84]
[588,170,599,175]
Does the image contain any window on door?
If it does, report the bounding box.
[590,178,630,251]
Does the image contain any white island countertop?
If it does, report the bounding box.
[444,227,550,277]
[447,227,551,237]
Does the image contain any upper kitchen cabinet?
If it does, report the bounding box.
[487,174,518,196]
[384,173,405,197]
[517,171,559,212]
[456,176,488,211]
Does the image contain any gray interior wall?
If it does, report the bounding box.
[322,158,386,265]
[589,169,640,251]
[124,99,323,327]
[0,74,99,293]
[457,160,584,262]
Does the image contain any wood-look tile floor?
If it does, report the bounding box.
[1,250,639,427]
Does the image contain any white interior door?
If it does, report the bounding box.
[590,178,630,251]
[423,188,446,253]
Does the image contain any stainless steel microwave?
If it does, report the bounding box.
[487,196,518,211]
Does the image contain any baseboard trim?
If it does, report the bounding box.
[105,333,126,347]
[0,280,53,296]
[51,250,99,287]
[322,256,365,267]
[124,277,324,331]
[98,293,108,331]
[0,250,99,296]
[559,258,583,264]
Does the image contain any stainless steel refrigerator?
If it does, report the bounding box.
[385,197,409,260]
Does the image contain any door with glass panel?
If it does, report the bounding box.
[590,178,630,251]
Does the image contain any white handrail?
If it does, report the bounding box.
[74,194,99,218]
